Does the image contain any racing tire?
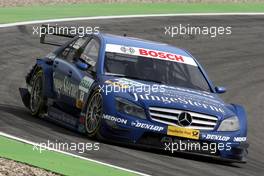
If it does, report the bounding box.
[29,69,47,117]
[84,90,103,138]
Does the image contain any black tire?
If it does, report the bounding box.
[84,90,103,138]
[29,69,47,117]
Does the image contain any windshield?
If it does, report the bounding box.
[104,49,211,92]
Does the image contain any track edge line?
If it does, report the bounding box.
[1,13,264,28]
[0,131,151,176]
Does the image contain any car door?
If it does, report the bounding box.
[71,38,100,109]
[53,37,100,111]
[52,36,88,109]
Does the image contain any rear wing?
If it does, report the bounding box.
[40,24,75,46]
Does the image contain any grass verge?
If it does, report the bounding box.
[0,135,138,176]
[0,3,263,24]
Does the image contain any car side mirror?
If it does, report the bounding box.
[76,59,89,71]
[215,86,226,94]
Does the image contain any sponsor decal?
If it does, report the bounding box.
[79,76,94,93]
[75,99,83,109]
[120,46,135,54]
[102,114,127,125]
[114,78,144,87]
[105,79,129,89]
[48,107,77,126]
[233,137,247,142]
[75,76,94,108]
[167,126,200,140]
[76,89,85,109]
[133,93,225,114]
[53,75,94,108]
[203,134,230,141]
[53,75,78,98]
[78,91,85,101]
[163,86,215,99]
[131,121,164,132]
[105,78,148,89]
[105,44,197,66]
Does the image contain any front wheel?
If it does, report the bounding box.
[84,90,103,138]
[29,70,46,117]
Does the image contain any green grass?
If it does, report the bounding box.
[0,136,138,176]
[0,3,263,24]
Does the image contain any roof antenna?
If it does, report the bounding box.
[123,33,127,37]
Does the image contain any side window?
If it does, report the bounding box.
[80,39,99,67]
[59,37,87,61]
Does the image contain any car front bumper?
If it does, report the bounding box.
[99,112,248,163]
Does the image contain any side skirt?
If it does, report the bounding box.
[45,106,84,133]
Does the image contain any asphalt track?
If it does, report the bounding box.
[0,15,264,176]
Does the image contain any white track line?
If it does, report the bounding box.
[0,131,151,176]
[1,13,264,28]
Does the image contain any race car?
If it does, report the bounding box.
[19,25,248,163]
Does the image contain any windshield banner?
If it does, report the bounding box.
[105,44,197,66]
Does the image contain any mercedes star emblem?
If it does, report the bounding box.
[178,112,192,126]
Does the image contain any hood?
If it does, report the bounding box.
[101,76,235,119]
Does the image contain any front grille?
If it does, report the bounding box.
[149,107,218,131]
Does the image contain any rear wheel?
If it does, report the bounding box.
[84,90,103,138]
[29,70,46,117]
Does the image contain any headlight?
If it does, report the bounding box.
[218,116,240,131]
[115,97,146,119]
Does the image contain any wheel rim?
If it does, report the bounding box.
[30,76,42,113]
[85,92,103,134]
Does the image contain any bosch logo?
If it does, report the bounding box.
[178,112,192,127]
